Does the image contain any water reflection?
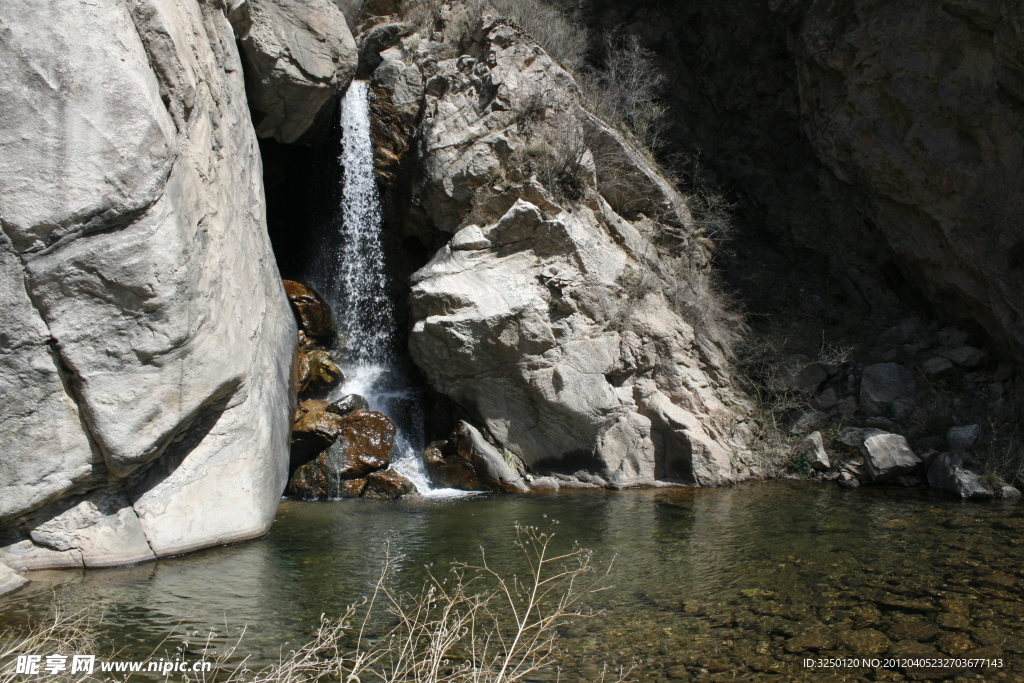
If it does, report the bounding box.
[1,483,1022,682]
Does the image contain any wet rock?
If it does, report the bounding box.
[936,613,971,630]
[283,280,337,346]
[323,410,396,479]
[861,434,921,483]
[1000,485,1021,499]
[424,422,528,493]
[838,464,864,488]
[362,469,415,499]
[941,345,986,368]
[888,617,940,642]
[837,628,891,655]
[288,410,396,498]
[778,355,828,395]
[290,399,346,470]
[784,632,834,653]
[860,363,916,416]
[327,394,370,417]
[927,452,992,500]
[0,561,26,596]
[526,476,560,490]
[797,431,830,471]
[921,357,954,377]
[947,424,980,451]
[297,349,343,397]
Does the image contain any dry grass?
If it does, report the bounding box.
[2,527,626,683]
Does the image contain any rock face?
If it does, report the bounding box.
[0,0,296,568]
[860,434,921,483]
[235,0,358,143]
[390,9,751,487]
[788,0,1024,361]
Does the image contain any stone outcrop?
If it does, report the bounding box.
[0,0,297,573]
[787,0,1024,361]
[375,8,752,487]
[234,0,358,143]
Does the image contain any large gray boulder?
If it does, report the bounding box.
[236,0,358,143]
[860,433,920,483]
[404,11,750,487]
[0,0,296,567]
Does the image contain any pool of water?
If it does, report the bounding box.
[2,482,1022,682]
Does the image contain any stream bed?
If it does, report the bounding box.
[2,482,1022,682]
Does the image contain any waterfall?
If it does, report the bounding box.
[313,81,459,497]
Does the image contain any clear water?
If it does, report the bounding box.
[2,483,1022,681]
[308,81,438,494]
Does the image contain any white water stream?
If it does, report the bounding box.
[317,81,465,497]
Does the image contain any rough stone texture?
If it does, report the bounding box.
[798,431,830,472]
[296,349,343,397]
[362,469,416,499]
[423,422,529,493]
[0,0,296,566]
[927,451,991,499]
[287,410,397,499]
[860,433,921,483]
[284,280,337,347]
[947,424,981,451]
[860,363,916,416]
[788,1,1024,361]
[235,0,358,143]
[401,11,751,486]
[0,561,27,597]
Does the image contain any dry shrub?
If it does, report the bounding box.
[578,34,667,152]
[2,527,626,683]
[467,0,587,72]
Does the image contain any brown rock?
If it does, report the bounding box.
[423,440,484,491]
[283,280,336,346]
[423,422,528,492]
[297,349,343,397]
[784,631,834,653]
[936,612,971,630]
[287,410,396,499]
[290,399,347,470]
[888,617,940,642]
[322,410,396,479]
[837,628,891,655]
[936,631,974,656]
[362,469,415,499]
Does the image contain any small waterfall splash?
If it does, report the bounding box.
[312,81,459,497]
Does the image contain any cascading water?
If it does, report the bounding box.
[311,81,458,497]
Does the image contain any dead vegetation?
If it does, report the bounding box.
[1,527,627,683]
